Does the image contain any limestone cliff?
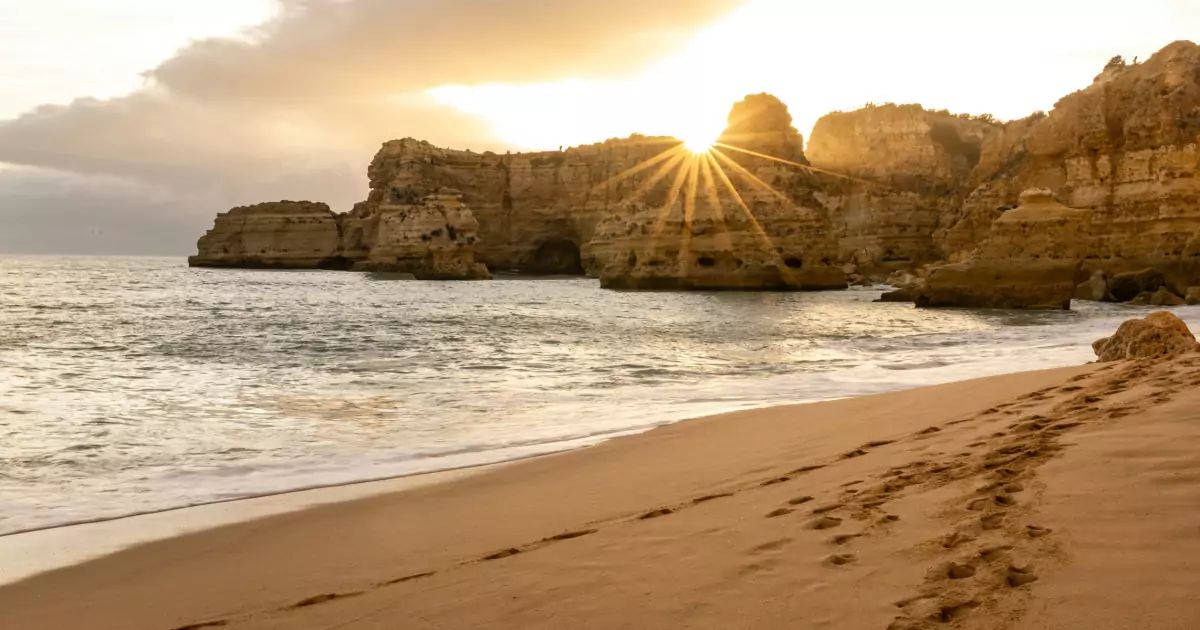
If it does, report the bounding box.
[189,40,1200,301]
[188,201,344,269]
[935,41,1200,291]
[806,104,1001,274]
[584,94,847,290]
[355,135,675,274]
[916,189,1088,309]
[342,190,490,279]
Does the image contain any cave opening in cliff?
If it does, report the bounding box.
[529,239,584,275]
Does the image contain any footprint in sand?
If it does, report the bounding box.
[942,531,975,549]
[692,492,733,504]
[788,495,815,505]
[172,622,230,630]
[824,553,857,566]
[806,516,843,530]
[980,514,1005,530]
[750,538,792,553]
[937,599,981,622]
[1007,564,1039,587]
[289,591,364,609]
[977,545,1013,561]
[638,508,673,520]
[378,570,436,586]
[481,548,522,561]
[542,529,597,542]
[945,562,976,579]
[1026,524,1052,538]
[765,507,793,518]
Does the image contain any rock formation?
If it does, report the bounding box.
[342,190,490,279]
[188,201,344,269]
[915,189,1088,309]
[926,41,1200,307]
[190,40,1200,301]
[1093,311,1200,362]
[585,94,847,290]
[807,104,1000,276]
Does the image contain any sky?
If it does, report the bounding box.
[1,0,1198,255]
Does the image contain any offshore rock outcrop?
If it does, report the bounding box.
[342,190,490,279]
[188,201,344,269]
[915,189,1087,309]
[189,196,489,279]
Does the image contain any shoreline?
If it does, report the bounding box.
[5,352,1200,629]
[0,357,1171,628]
[0,338,1109,585]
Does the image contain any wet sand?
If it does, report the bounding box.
[3,356,1200,629]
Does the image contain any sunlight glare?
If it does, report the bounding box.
[683,134,716,154]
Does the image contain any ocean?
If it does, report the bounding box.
[1,255,1193,536]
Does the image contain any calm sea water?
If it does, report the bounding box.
[2,255,1194,535]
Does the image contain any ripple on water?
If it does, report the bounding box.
[1,255,1195,534]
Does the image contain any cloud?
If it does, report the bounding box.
[0,0,739,254]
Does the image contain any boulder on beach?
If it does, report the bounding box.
[1093,311,1200,362]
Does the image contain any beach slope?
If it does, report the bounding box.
[3,356,1200,629]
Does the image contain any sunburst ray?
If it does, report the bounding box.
[710,148,793,203]
[697,154,734,252]
[589,144,687,195]
[705,152,797,286]
[677,155,702,277]
[712,141,877,185]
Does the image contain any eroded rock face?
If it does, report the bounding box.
[937,41,1200,290]
[344,191,490,279]
[1093,311,1199,361]
[189,201,344,269]
[358,136,674,274]
[584,95,847,290]
[190,41,1200,298]
[915,189,1087,309]
[808,104,1001,276]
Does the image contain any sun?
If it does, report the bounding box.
[682,133,717,154]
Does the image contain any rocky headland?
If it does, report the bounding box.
[191,40,1200,307]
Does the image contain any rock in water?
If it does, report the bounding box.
[189,201,345,269]
[1093,311,1200,361]
[1108,269,1166,303]
[916,189,1086,309]
[1150,287,1185,306]
[346,190,490,279]
[1073,270,1109,302]
[1186,286,1200,305]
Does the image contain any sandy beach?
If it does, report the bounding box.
[2,354,1199,629]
